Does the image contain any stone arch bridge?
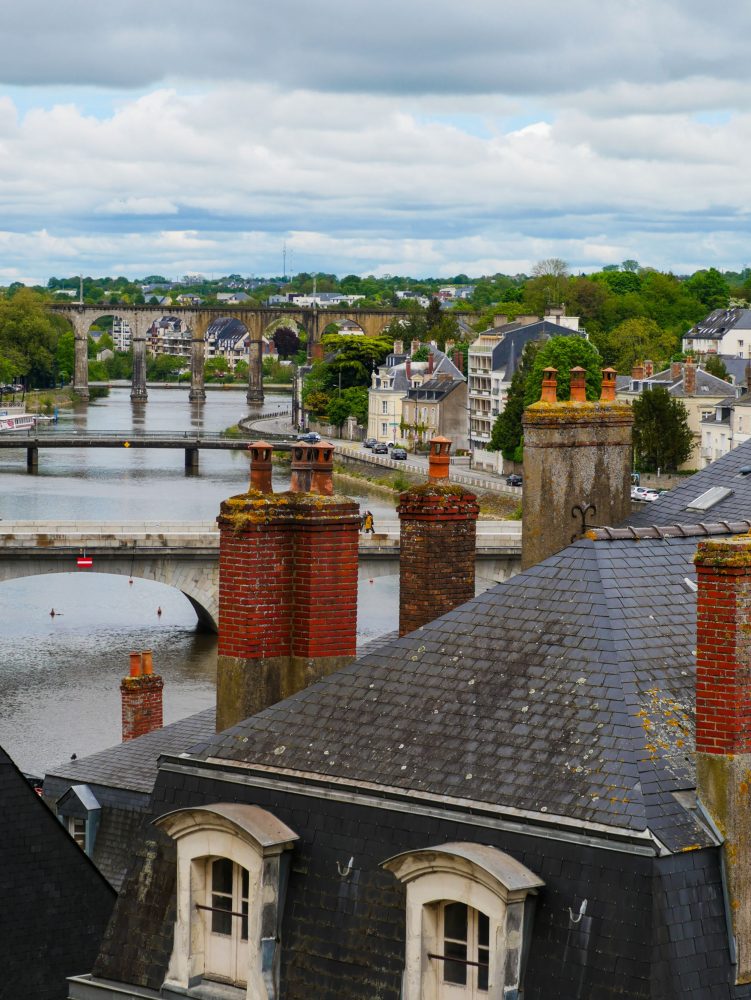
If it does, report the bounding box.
[0,520,521,632]
[50,304,489,406]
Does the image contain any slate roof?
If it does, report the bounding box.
[1,744,115,999]
[45,707,215,795]
[627,436,751,526]
[647,365,735,398]
[188,531,721,853]
[684,307,751,341]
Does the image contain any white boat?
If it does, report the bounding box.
[0,407,44,432]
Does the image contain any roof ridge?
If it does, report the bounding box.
[589,520,751,541]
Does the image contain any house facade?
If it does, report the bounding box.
[683,307,751,357]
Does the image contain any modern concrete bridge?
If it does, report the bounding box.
[0,520,522,631]
[49,303,498,406]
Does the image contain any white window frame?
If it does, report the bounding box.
[156,803,298,1000]
[383,842,543,1000]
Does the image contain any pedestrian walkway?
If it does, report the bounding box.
[242,413,521,497]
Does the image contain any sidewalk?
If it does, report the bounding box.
[242,414,521,497]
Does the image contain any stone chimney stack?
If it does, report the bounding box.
[121,650,163,742]
[393,339,404,355]
[522,367,634,570]
[671,360,683,381]
[695,537,751,981]
[631,362,645,381]
[216,468,360,730]
[644,359,654,378]
[397,438,479,636]
[684,356,697,395]
[249,441,273,493]
[427,352,434,375]
[410,339,420,357]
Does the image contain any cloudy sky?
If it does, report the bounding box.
[2,0,750,282]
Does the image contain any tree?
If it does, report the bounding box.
[704,355,731,382]
[526,258,569,310]
[524,336,603,406]
[633,386,694,472]
[319,334,394,390]
[685,268,730,312]
[488,340,541,460]
[273,326,300,358]
[589,317,678,373]
[621,259,640,272]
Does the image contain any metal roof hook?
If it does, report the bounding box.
[337,856,354,878]
[568,898,587,924]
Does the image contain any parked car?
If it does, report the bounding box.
[373,442,389,454]
[391,448,408,460]
[631,486,659,502]
[297,432,321,443]
[506,474,523,487]
[362,438,377,449]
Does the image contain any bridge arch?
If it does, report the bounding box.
[0,559,218,632]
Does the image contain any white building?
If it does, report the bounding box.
[112,317,131,352]
[683,308,751,358]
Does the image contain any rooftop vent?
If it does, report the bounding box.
[686,486,733,512]
[738,467,751,477]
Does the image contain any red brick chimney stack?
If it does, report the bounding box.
[632,362,645,381]
[684,356,697,395]
[540,367,558,402]
[569,366,587,402]
[405,358,412,380]
[427,352,434,375]
[398,437,479,636]
[216,464,360,730]
[670,360,683,381]
[249,441,273,494]
[695,537,751,980]
[121,650,163,742]
[453,350,464,373]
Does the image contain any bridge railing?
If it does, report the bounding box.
[3,429,238,441]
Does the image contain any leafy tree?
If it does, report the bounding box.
[704,355,731,382]
[305,390,332,416]
[525,258,569,311]
[205,357,230,380]
[621,259,640,272]
[589,317,678,373]
[326,396,351,430]
[488,340,541,460]
[633,386,694,471]
[524,336,603,406]
[685,268,730,312]
[273,326,301,358]
[319,334,393,390]
[0,288,63,386]
[411,345,430,361]
[55,330,75,382]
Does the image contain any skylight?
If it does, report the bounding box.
[686,486,733,512]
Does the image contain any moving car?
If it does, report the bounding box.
[362,438,377,449]
[506,474,523,487]
[373,442,389,454]
[391,448,407,460]
[297,432,321,443]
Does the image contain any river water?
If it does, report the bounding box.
[0,388,398,775]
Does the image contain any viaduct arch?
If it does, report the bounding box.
[49,304,489,405]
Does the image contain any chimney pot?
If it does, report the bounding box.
[410,339,420,357]
[249,440,274,494]
[670,360,683,380]
[310,441,335,495]
[631,362,645,381]
[684,358,697,395]
[600,367,617,402]
[129,651,142,677]
[569,366,587,402]
[142,650,153,675]
[428,436,451,481]
[427,352,434,375]
[540,367,558,403]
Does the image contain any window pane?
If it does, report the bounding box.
[211,894,232,936]
[241,867,249,900]
[444,902,468,941]
[241,899,249,941]
[212,858,233,894]
[443,940,467,985]
[478,947,489,991]
[478,911,489,947]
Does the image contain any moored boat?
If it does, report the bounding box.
[0,407,48,432]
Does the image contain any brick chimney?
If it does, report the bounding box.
[427,352,434,375]
[671,360,683,381]
[684,356,697,395]
[249,440,273,493]
[631,362,645,381]
[746,361,751,392]
[453,350,464,374]
[120,650,163,742]
[695,537,751,982]
[644,359,654,378]
[522,367,633,569]
[405,358,412,380]
[397,438,479,636]
[216,471,360,730]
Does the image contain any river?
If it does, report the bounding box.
[0,388,398,775]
